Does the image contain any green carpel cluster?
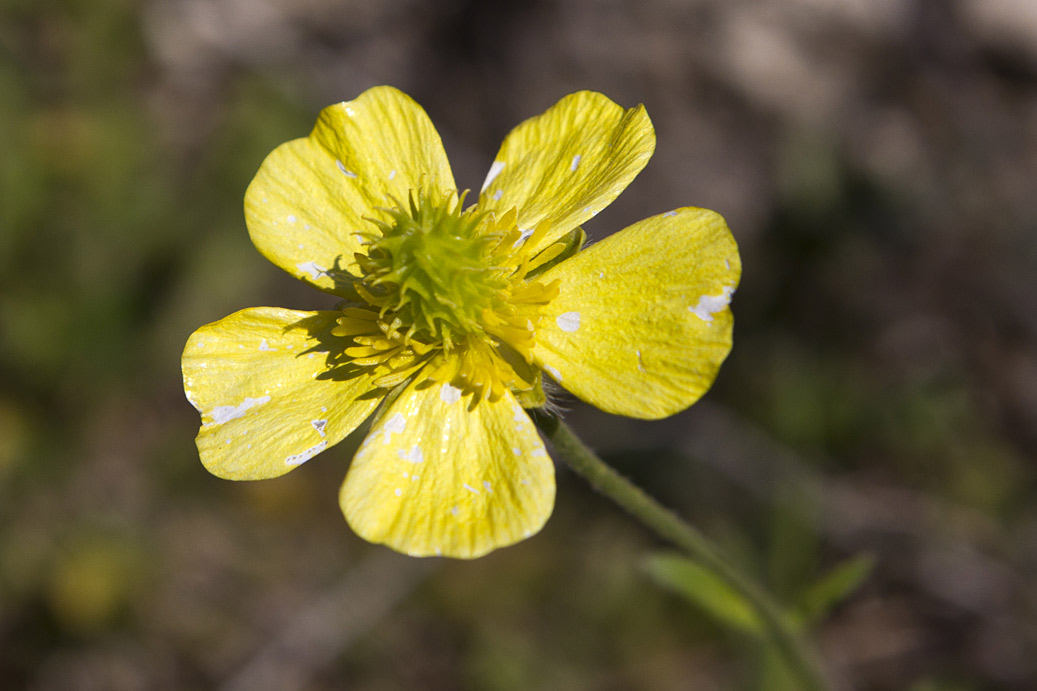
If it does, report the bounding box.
[356,190,507,348]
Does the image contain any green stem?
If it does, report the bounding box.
[535,413,828,691]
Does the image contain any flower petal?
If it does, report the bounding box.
[531,208,741,419]
[182,307,382,479]
[245,86,457,295]
[477,91,655,256]
[340,379,554,558]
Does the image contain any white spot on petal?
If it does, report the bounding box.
[394,488,402,497]
[388,169,397,180]
[287,214,297,224]
[209,396,271,425]
[285,440,328,466]
[449,505,459,516]
[689,286,735,322]
[398,445,424,464]
[379,412,407,442]
[512,447,522,456]
[440,383,462,405]
[663,210,678,217]
[493,189,503,201]
[258,339,274,351]
[336,160,358,178]
[522,226,537,241]
[311,419,328,437]
[481,160,505,192]
[570,154,581,171]
[543,364,562,382]
[463,483,480,495]
[482,480,493,493]
[513,227,535,249]
[296,261,326,280]
[556,311,580,332]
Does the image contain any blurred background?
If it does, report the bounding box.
[2,0,1036,689]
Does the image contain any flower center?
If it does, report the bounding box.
[331,189,562,405]
[357,190,507,348]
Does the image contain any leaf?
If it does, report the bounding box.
[798,554,874,625]
[644,552,764,635]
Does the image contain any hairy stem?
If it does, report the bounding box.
[535,413,828,691]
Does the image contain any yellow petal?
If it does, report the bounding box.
[182,307,382,479]
[245,86,456,295]
[340,379,554,558]
[532,208,741,419]
[477,91,655,256]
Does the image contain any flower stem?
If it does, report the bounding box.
[535,413,829,691]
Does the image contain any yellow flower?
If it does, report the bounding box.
[182,86,741,558]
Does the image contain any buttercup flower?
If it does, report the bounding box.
[182,86,740,558]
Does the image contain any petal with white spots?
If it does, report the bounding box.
[477,91,655,257]
[245,86,456,295]
[341,379,554,558]
[532,208,741,419]
[182,307,382,479]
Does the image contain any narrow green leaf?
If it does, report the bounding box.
[799,554,874,624]
[644,552,765,635]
